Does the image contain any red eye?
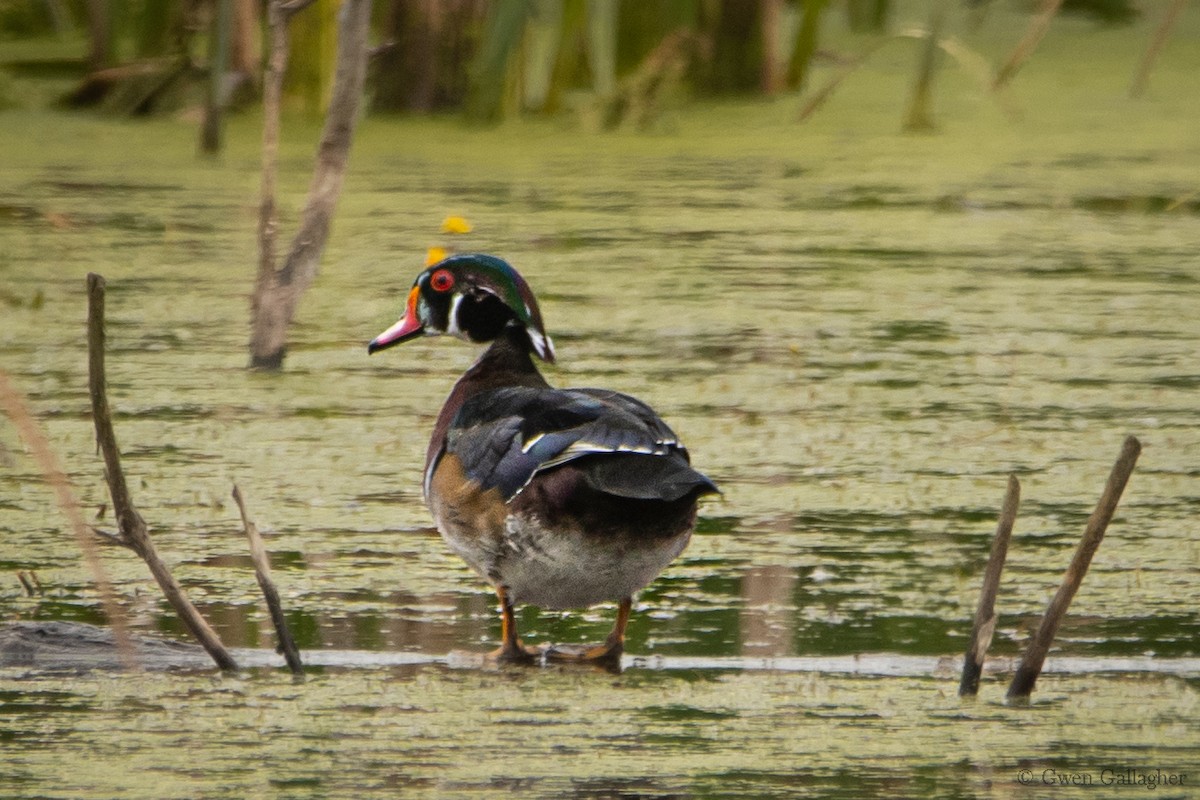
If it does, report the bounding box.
[429,269,455,293]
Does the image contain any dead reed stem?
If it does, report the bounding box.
[992,0,1065,90]
[87,273,238,672]
[1007,436,1141,700]
[232,485,303,677]
[903,6,945,132]
[959,474,1020,696]
[796,37,888,123]
[1129,0,1187,98]
[0,370,139,671]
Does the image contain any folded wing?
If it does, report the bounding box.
[438,387,718,503]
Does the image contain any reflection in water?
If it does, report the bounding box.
[739,565,798,657]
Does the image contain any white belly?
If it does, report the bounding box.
[435,510,690,610]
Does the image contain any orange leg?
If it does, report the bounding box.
[489,586,538,663]
[546,596,632,665]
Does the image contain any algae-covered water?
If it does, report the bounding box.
[2,7,1200,798]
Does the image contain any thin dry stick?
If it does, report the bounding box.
[903,6,945,132]
[16,571,36,596]
[0,370,140,670]
[992,0,1065,91]
[796,38,889,123]
[232,485,303,677]
[959,474,1020,697]
[87,273,238,672]
[1129,0,1188,98]
[1007,436,1142,700]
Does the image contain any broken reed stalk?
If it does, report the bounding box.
[232,485,303,677]
[903,6,945,132]
[992,0,1064,90]
[796,37,888,123]
[959,474,1020,697]
[0,370,140,671]
[1007,435,1142,700]
[1129,0,1187,98]
[16,570,37,596]
[87,273,238,672]
[249,0,373,369]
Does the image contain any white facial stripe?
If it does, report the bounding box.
[446,293,465,338]
[526,328,554,360]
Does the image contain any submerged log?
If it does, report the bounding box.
[0,621,209,672]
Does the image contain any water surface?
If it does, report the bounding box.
[2,14,1200,796]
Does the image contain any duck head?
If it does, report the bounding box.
[367,253,555,362]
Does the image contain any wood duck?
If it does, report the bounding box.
[368,254,717,664]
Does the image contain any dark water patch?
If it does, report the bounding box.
[384,179,513,206]
[0,688,94,714]
[120,443,223,464]
[529,231,638,251]
[641,704,739,722]
[1075,194,1200,215]
[819,246,934,262]
[111,404,214,421]
[926,505,1015,526]
[694,516,740,536]
[578,187,640,206]
[0,286,45,308]
[656,227,726,241]
[0,202,44,224]
[194,550,310,572]
[677,196,747,210]
[518,188,564,212]
[634,157,770,185]
[34,180,184,196]
[1050,152,1155,169]
[1058,376,1114,387]
[1019,262,1097,277]
[353,490,414,505]
[873,319,953,342]
[1148,374,1200,389]
[789,614,967,657]
[788,509,925,536]
[1010,614,1200,658]
[874,378,921,390]
[289,405,380,420]
[98,211,167,234]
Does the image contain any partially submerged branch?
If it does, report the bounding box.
[959,474,1020,697]
[87,273,238,673]
[232,485,303,677]
[1007,436,1142,700]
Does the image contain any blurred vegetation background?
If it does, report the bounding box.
[0,0,1181,132]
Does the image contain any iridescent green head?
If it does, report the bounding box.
[368,254,555,362]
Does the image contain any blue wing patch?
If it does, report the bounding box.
[435,386,713,503]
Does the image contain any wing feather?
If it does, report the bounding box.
[439,386,715,502]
